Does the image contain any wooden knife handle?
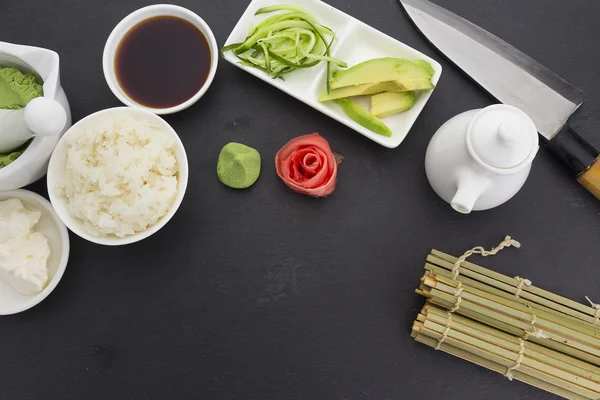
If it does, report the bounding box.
[577,158,600,200]
[546,124,600,200]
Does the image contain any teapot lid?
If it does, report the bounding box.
[467,104,539,171]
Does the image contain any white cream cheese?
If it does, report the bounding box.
[0,198,50,295]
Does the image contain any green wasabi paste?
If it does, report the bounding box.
[0,139,31,168]
[0,67,43,109]
[0,67,43,168]
[217,142,261,189]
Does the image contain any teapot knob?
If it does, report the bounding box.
[467,104,538,170]
[497,120,521,145]
[23,97,67,137]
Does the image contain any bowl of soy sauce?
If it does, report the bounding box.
[103,4,218,114]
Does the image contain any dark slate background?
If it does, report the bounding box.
[2,0,599,399]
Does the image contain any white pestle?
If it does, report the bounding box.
[24,97,67,137]
[0,97,67,154]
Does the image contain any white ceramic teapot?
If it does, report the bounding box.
[425,104,539,214]
[0,41,71,190]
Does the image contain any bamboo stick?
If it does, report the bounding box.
[413,327,593,400]
[426,254,597,325]
[423,306,600,386]
[430,250,600,323]
[414,307,600,398]
[423,262,600,329]
[425,286,600,363]
[419,324,598,397]
[424,293,600,367]
[417,264,600,338]
[433,273,600,339]
[424,305,600,380]
[426,276,600,350]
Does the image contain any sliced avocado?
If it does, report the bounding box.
[413,60,435,76]
[370,92,415,118]
[318,81,407,102]
[334,98,392,137]
[329,58,434,91]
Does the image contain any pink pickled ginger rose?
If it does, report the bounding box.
[275,133,343,197]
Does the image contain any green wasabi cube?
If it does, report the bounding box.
[217,142,261,189]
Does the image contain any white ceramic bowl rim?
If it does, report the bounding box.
[0,189,70,315]
[46,107,189,246]
[102,4,218,115]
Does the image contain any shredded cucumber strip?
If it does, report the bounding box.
[247,12,316,38]
[222,5,345,83]
[303,53,347,67]
[255,5,312,15]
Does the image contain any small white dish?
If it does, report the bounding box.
[47,107,189,246]
[102,4,218,115]
[223,0,442,148]
[0,189,70,315]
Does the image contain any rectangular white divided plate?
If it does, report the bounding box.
[223,0,442,148]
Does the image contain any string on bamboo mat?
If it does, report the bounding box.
[449,282,464,313]
[435,312,453,350]
[451,236,521,280]
[505,338,526,381]
[523,314,548,340]
[514,276,532,298]
[586,296,600,326]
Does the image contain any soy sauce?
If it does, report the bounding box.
[115,16,211,109]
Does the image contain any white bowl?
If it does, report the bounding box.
[46,107,189,246]
[0,189,70,315]
[0,41,72,190]
[102,4,218,115]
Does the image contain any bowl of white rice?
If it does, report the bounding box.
[47,107,188,246]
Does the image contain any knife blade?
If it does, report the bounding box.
[400,0,600,200]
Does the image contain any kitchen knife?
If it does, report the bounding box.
[399,0,600,200]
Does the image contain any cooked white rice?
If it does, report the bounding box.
[57,115,179,238]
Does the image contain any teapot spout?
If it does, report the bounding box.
[451,170,491,214]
